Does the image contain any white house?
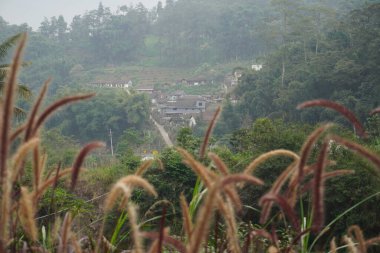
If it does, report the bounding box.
[252,64,263,71]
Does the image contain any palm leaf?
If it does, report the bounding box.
[0,34,32,102]
[0,33,23,60]
[0,97,27,120]
[0,33,32,119]
[15,84,32,100]
[0,63,29,70]
[13,106,27,120]
[0,65,9,78]
[0,81,32,100]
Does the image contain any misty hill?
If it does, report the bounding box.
[1,0,377,71]
[0,0,379,126]
[216,3,380,134]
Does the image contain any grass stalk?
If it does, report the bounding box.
[308,191,380,252]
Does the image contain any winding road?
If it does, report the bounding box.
[150,116,173,147]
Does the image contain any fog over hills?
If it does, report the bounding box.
[0,0,158,29]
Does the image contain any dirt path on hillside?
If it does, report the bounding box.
[150,116,173,147]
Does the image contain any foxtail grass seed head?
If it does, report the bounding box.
[259,193,300,232]
[189,179,220,253]
[261,162,297,222]
[209,153,243,209]
[342,235,358,253]
[330,237,337,253]
[366,236,380,248]
[180,193,193,239]
[297,124,333,181]
[224,187,243,210]
[156,158,165,171]
[209,152,229,175]
[18,187,38,241]
[157,206,167,253]
[300,169,354,194]
[144,199,175,219]
[34,167,73,201]
[24,78,50,141]
[297,99,367,138]
[135,160,154,176]
[142,232,187,253]
[128,203,143,253]
[71,234,83,253]
[244,149,299,176]
[52,216,62,244]
[221,173,264,188]
[32,146,41,192]
[223,198,241,253]
[190,174,264,253]
[32,93,95,136]
[104,175,157,212]
[148,239,160,253]
[59,213,72,253]
[312,141,329,232]
[11,137,39,182]
[200,106,221,159]
[10,123,26,142]
[370,107,380,115]
[177,147,213,186]
[348,225,366,253]
[323,169,354,178]
[330,135,380,173]
[119,175,157,196]
[148,239,159,253]
[268,246,280,253]
[0,33,27,186]
[102,236,116,252]
[0,168,12,243]
[105,182,129,211]
[71,141,105,190]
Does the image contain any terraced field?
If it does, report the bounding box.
[83,65,195,87]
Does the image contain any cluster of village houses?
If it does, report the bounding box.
[88,80,223,127]
[88,64,262,128]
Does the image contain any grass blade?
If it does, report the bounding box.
[308,191,380,252]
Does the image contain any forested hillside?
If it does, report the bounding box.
[1,0,378,89]
[220,3,380,133]
[1,0,379,129]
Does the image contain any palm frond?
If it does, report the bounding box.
[0,98,27,120]
[0,81,32,101]
[16,84,32,100]
[0,34,32,102]
[0,68,8,78]
[13,106,27,120]
[0,63,10,68]
[0,33,23,60]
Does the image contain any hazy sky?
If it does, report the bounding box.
[0,0,159,30]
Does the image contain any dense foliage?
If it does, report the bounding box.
[216,3,380,134]
[1,1,379,133]
[0,1,379,252]
[1,1,378,85]
[46,89,151,146]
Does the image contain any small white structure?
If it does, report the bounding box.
[89,80,132,88]
[189,116,197,128]
[124,80,132,88]
[136,87,154,94]
[141,155,154,161]
[252,64,263,71]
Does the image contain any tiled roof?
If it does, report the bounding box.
[164,95,205,108]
